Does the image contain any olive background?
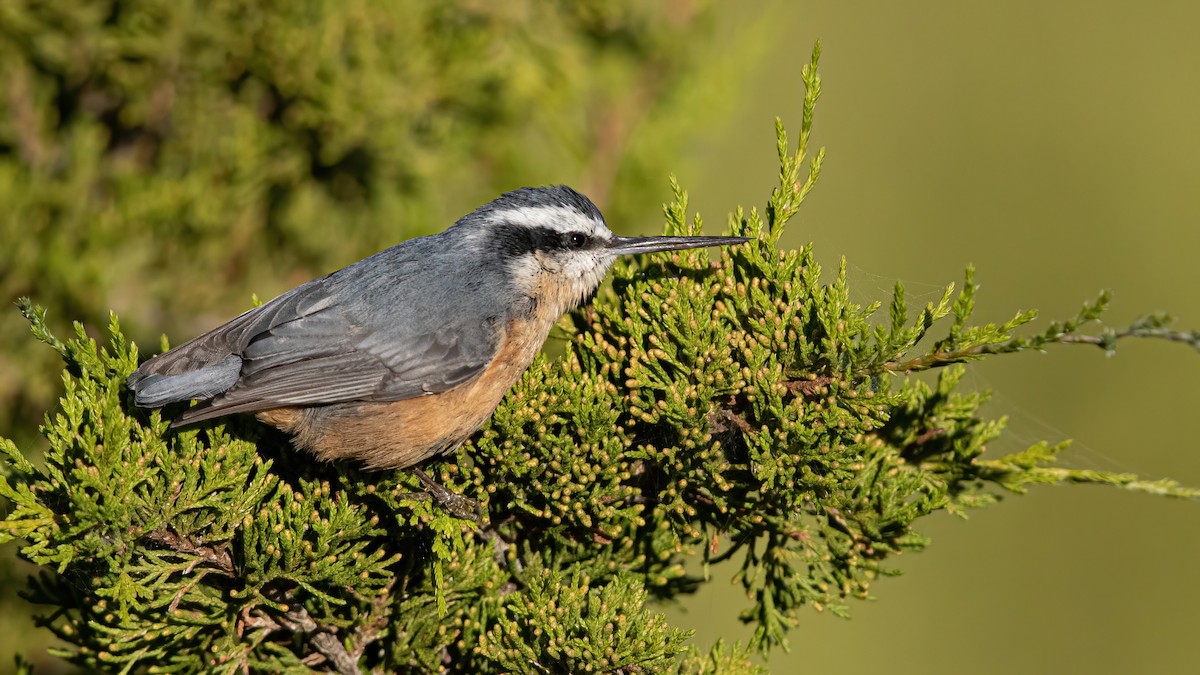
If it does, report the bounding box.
[674,3,1200,674]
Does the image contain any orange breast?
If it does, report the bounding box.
[256,313,550,470]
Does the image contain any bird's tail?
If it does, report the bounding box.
[127,354,242,408]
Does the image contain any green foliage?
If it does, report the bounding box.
[4,41,1199,674]
[477,564,690,673]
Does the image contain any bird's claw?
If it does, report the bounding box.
[411,468,482,523]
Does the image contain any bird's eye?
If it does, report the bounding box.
[568,233,587,249]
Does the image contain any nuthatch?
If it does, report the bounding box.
[128,186,748,471]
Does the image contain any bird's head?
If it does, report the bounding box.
[462,185,749,317]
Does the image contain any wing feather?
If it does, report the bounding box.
[131,234,508,425]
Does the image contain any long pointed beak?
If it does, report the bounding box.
[605,234,751,256]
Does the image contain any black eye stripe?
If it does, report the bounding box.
[538,228,589,250]
[492,224,592,257]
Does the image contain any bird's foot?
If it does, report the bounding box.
[411,468,481,523]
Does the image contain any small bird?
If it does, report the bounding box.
[128,186,748,471]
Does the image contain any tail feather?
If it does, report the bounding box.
[128,354,242,407]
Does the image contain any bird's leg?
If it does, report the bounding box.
[411,468,481,523]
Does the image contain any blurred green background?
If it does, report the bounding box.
[3,1,1198,673]
[674,3,1200,674]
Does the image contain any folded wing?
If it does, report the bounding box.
[128,242,503,425]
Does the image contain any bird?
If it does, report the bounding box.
[127,185,749,473]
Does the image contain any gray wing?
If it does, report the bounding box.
[128,239,504,425]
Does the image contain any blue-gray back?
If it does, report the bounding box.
[128,227,510,422]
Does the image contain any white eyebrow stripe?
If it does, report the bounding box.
[503,205,607,236]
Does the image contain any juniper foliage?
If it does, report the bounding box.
[3,44,1199,674]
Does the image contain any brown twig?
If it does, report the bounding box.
[309,632,360,675]
[883,323,1200,375]
[345,578,396,664]
[912,428,947,446]
[881,343,1012,374]
[1058,327,1199,350]
[707,407,752,434]
[243,595,362,675]
[783,376,834,398]
[144,528,235,576]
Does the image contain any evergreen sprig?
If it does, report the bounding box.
[3,43,1197,673]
